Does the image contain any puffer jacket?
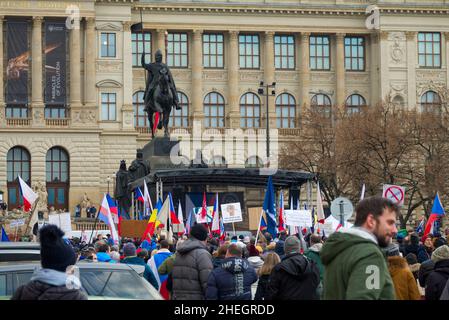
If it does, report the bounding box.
[172,239,213,300]
[265,253,320,300]
[12,281,87,300]
[425,259,449,300]
[206,257,257,300]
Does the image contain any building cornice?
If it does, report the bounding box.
[132,3,449,16]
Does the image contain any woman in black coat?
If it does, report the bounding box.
[425,245,449,300]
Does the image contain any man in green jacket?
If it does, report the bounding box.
[321,196,398,300]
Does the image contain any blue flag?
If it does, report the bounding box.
[1,226,10,242]
[263,176,277,237]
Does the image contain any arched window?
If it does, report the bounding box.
[204,92,225,128]
[421,91,441,114]
[133,91,148,128]
[7,147,31,209]
[169,92,189,127]
[311,94,332,117]
[276,93,296,128]
[240,93,261,128]
[245,156,263,168]
[392,95,405,108]
[46,147,69,210]
[346,94,366,114]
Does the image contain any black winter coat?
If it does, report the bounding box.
[11,281,88,300]
[265,253,320,300]
[206,257,257,300]
[425,259,449,300]
[254,274,270,300]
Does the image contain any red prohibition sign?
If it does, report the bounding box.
[385,186,404,204]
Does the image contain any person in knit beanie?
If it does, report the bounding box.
[425,245,449,300]
[11,225,87,300]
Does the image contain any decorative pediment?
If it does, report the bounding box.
[96,23,122,32]
[96,79,122,88]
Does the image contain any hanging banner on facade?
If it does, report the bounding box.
[6,21,29,104]
[45,22,66,104]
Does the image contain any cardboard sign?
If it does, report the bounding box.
[248,207,263,231]
[221,203,243,224]
[10,219,26,228]
[48,212,72,234]
[285,210,312,227]
[119,220,150,238]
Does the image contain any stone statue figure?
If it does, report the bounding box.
[128,149,151,183]
[115,160,131,220]
[80,193,91,218]
[142,49,180,137]
[32,181,48,215]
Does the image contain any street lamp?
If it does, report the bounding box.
[106,176,112,194]
[258,81,276,166]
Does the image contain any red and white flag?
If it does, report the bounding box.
[18,176,38,212]
[200,191,207,219]
[278,191,286,232]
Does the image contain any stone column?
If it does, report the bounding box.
[192,29,204,121]
[379,31,390,102]
[405,31,417,110]
[445,33,449,104]
[156,29,166,62]
[31,16,44,126]
[227,30,240,127]
[335,33,346,110]
[300,32,310,110]
[70,19,81,108]
[121,21,135,130]
[0,16,5,126]
[264,31,276,128]
[84,17,96,106]
[370,33,380,106]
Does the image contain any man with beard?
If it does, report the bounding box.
[321,197,398,299]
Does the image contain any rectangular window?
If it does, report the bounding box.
[5,105,28,118]
[101,93,116,121]
[418,32,441,68]
[203,33,224,68]
[44,106,66,119]
[132,32,151,67]
[167,32,188,68]
[274,35,295,69]
[239,34,260,69]
[101,33,116,58]
[344,36,365,71]
[310,35,330,70]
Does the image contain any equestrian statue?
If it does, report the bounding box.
[141,50,180,138]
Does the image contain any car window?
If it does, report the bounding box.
[80,270,111,296]
[101,271,157,300]
[12,272,33,290]
[0,274,6,296]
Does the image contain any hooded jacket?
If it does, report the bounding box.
[320,227,395,300]
[425,259,449,300]
[387,256,421,300]
[11,268,87,300]
[304,243,324,281]
[264,253,320,300]
[206,257,257,300]
[172,238,213,300]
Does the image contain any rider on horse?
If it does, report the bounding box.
[141,49,180,113]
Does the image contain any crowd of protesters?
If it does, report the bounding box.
[10,196,449,300]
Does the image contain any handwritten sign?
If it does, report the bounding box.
[285,210,312,227]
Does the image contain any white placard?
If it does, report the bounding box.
[220,203,243,224]
[382,184,405,207]
[285,210,312,227]
[194,206,214,224]
[10,219,26,228]
[48,212,72,234]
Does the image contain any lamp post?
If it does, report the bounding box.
[107,176,111,194]
[258,81,276,166]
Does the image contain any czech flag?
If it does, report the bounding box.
[278,191,286,232]
[168,193,180,224]
[135,187,145,203]
[219,217,225,241]
[423,193,445,241]
[106,194,118,223]
[18,176,38,212]
[1,226,10,242]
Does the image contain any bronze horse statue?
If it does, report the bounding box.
[142,50,180,138]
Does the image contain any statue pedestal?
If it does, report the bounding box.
[142,137,188,170]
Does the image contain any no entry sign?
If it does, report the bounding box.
[382,184,405,206]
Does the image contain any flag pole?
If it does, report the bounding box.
[254,208,264,246]
[88,202,101,245]
[232,223,236,236]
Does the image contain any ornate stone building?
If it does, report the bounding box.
[1,0,449,221]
